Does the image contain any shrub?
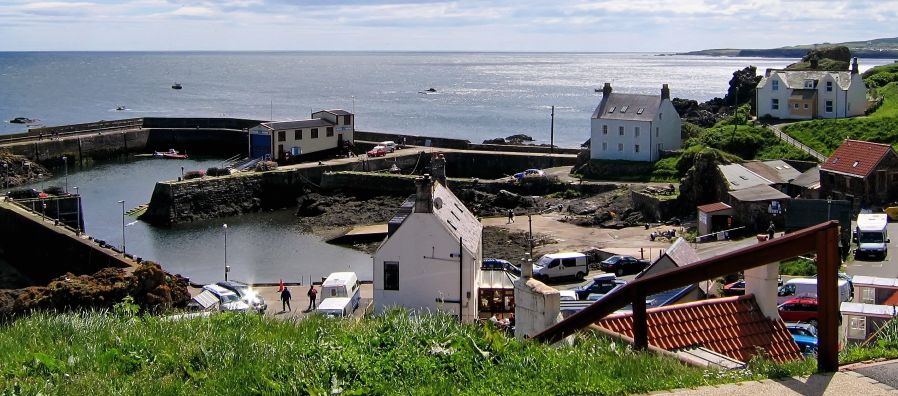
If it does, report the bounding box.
[206,167,230,177]
[183,170,204,180]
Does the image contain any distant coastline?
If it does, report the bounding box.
[679,48,898,58]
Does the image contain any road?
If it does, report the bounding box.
[844,220,898,279]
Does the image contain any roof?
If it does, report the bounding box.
[790,166,820,189]
[718,164,772,190]
[743,160,802,184]
[697,202,732,214]
[637,238,699,280]
[542,252,586,259]
[596,295,802,363]
[592,93,662,122]
[758,70,854,91]
[315,109,352,116]
[820,140,896,178]
[841,302,898,318]
[322,272,357,288]
[852,275,898,289]
[261,118,334,130]
[728,184,790,202]
[478,269,517,289]
[644,284,698,309]
[430,181,483,255]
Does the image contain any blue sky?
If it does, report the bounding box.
[0,0,894,51]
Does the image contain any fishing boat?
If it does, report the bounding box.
[153,149,189,159]
[171,83,182,90]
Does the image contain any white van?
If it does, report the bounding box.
[776,278,851,304]
[380,141,397,152]
[321,272,361,311]
[532,252,589,282]
[317,297,353,317]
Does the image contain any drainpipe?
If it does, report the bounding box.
[459,236,464,321]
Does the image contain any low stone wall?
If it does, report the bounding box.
[468,143,581,155]
[1,129,151,163]
[27,118,143,136]
[141,117,262,130]
[441,151,578,179]
[355,131,471,150]
[0,200,133,284]
[514,277,561,340]
[630,190,681,222]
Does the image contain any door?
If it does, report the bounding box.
[250,134,272,159]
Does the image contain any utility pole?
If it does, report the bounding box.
[550,106,555,154]
[528,213,533,257]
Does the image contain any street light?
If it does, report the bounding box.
[62,156,68,194]
[223,223,230,281]
[73,186,81,234]
[117,200,126,256]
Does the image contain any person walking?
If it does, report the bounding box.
[767,221,776,240]
[280,287,292,312]
[307,285,318,311]
[507,209,515,224]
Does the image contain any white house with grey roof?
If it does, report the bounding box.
[590,83,681,162]
[373,174,483,322]
[248,109,354,161]
[755,58,867,120]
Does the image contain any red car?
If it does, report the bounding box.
[778,297,818,327]
[367,146,388,157]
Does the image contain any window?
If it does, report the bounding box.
[602,125,608,135]
[634,144,640,153]
[602,142,607,151]
[825,100,833,113]
[547,259,560,269]
[295,129,302,140]
[826,81,833,92]
[617,143,623,152]
[657,143,662,151]
[794,103,800,109]
[561,258,577,267]
[772,80,779,91]
[384,261,399,290]
[620,105,629,113]
[326,127,334,137]
[804,103,809,109]
[656,127,659,137]
[619,126,624,136]
[635,127,640,137]
[861,287,875,304]
[848,316,866,339]
[771,98,779,110]
[311,128,319,139]
[277,131,286,142]
[342,115,352,125]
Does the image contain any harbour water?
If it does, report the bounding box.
[4,52,891,145]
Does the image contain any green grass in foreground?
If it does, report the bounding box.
[0,310,815,395]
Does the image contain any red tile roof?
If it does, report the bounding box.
[697,202,732,213]
[596,295,802,363]
[820,139,896,178]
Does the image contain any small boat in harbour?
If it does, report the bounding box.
[116,106,126,111]
[153,149,189,159]
[172,83,182,90]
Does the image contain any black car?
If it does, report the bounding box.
[216,281,267,313]
[574,274,626,300]
[599,255,649,276]
[482,258,521,276]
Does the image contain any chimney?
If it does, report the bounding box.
[602,82,612,96]
[414,174,433,213]
[810,57,819,69]
[851,57,859,74]
[431,154,447,186]
[661,84,670,100]
[744,236,781,319]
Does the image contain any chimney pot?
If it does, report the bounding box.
[414,175,433,213]
[661,84,670,100]
[602,82,612,96]
[851,57,859,74]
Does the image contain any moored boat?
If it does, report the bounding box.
[153,149,189,159]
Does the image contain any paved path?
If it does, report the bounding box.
[853,360,898,389]
[659,370,898,395]
[767,123,827,162]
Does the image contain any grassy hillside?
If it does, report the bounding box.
[689,124,816,162]
[0,310,815,395]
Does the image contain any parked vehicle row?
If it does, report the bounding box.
[367,141,399,157]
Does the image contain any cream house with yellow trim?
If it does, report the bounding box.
[755,58,867,120]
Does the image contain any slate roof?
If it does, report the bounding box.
[316,109,352,116]
[637,238,700,280]
[743,160,802,184]
[430,181,483,255]
[758,70,854,90]
[820,139,896,178]
[596,295,802,363]
[697,202,732,213]
[261,119,333,130]
[841,302,898,318]
[790,166,820,189]
[592,93,661,122]
[728,184,790,202]
[718,164,772,190]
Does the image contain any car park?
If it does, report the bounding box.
[599,255,649,276]
[367,146,388,157]
[574,274,626,300]
[201,284,251,312]
[778,297,819,327]
[216,280,267,313]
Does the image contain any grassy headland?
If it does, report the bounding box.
[0,310,816,395]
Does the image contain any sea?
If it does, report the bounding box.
[1,52,894,285]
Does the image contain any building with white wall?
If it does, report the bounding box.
[755,58,867,120]
[248,109,354,161]
[590,83,682,162]
[373,175,483,322]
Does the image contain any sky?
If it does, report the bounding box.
[0,0,895,52]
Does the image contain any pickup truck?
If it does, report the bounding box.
[599,255,650,276]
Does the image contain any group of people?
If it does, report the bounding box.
[278,284,319,313]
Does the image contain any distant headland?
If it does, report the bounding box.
[680,36,898,58]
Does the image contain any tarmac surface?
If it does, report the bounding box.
[658,369,898,395]
[853,360,898,390]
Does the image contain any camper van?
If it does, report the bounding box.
[321,272,361,311]
[317,297,353,317]
[855,213,889,260]
[532,252,589,282]
[776,278,851,304]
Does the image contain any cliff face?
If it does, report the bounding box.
[785,46,852,71]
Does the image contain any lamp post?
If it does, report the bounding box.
[2,163,7,189]
[117,200,126,256]
[223,223,230,281]
[62,156,68,193]
[73,186,81,234]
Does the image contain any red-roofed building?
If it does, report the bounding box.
[596,295,802,363]
[820,139,898,207]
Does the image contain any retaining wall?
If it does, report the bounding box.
[0,129,151,163]
[630,190,682,222]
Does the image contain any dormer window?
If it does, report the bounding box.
[608,106,616,113]
[852,161,860,168]
[636,107,645,114]
[620,105,629,113]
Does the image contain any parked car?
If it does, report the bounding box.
[317,297,354,317]
[792,333,818,357]
[367,146,388,157]
[722,280,746,296]
[574,274,626,300]
[532,252,589,281]
[778,297,818,327]
[599,255,649,276]
[379,141,397,152]
[482,258,521,276]
[216,280,267,313]
[513,168,545,180]
[559,290,578,301]
[201,284,251,312]
[785,322,818,338]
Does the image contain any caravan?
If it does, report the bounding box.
[321,272,361,311]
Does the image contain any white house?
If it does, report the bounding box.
[590,83,682,162]
[373,174,483,322]
[755,58,867,120]
[248,109,354,161]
